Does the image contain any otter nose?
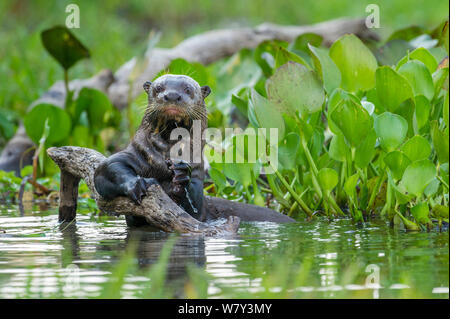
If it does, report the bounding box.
[163,92,182,102]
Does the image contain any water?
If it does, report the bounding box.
[0,203,448,299]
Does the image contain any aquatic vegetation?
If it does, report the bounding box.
[199,21,449,231]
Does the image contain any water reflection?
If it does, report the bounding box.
[0,204,448,298]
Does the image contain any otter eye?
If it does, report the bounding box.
[155,85,164,93]
[184,87,191,95]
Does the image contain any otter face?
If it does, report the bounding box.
[143,75,210,126]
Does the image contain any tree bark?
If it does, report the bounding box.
[58,170,80,222]
[1,18,378,174]
[47,146,241,235]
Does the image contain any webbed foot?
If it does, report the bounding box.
[166,159,191,201]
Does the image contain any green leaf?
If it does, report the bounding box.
[384,151,412,181]
[71,125,93,148]
[365,87,383,112]
[266,61,325,116]
[444,91,449,128]
[75,88,116,134]
[431,205,449,219]
[401,159,436,197]
[328,133,349,162]
[395,98,415,137]
[318,168,339,193]
[223,162,253,187]
[278,133,300,171]
[209,167,227,193]
[223,134,258,187]
[374,112,408,152]
[438,20,449,53]
[441,163,450,184]
[424,178,440,197]
[309,124,325,160]
[388,173,413,204]
[397,60,435,100]
[20,165,33,177]
[24,103,72,145]
[432,67,449,100]
[414,95,431,131]
[431,120,449,164]
[400,135,432,162]
[231,94,248,117]
[330,98,373,148]
[396,47,438,74]
[308,44,341,94]
[355,129,377,169]
[290,33,323,52]
[274,47,310,70]
[254,40,286,77]
[41,26,90,70]
[375,66,414,112]
[410,202,431,225]
[327,89,356,134]
[246,98,260,129]
[329,34,378,92]
[375,40,413,66]
[249,89,285,142]
[344,173,359,199]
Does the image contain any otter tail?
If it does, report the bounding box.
[204,196,295,223]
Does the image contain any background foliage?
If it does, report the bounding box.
[0,0,448,118]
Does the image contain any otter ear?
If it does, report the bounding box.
[201,85,211,99]
[143,81,152,94]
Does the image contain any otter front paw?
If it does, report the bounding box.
[123,177,157,205]
[166,159,191,200]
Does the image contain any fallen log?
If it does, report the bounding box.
[1,18,378,174]
[47,146,241,235]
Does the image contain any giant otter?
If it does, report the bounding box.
[94,74,295,227]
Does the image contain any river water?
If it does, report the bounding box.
[0,203,448,298]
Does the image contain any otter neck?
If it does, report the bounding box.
[147,117,193,141]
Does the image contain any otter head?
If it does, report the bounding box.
[142,74,211,132]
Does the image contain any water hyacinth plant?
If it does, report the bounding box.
[204,20,449,231]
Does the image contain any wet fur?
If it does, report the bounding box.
[94,75,210,226]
